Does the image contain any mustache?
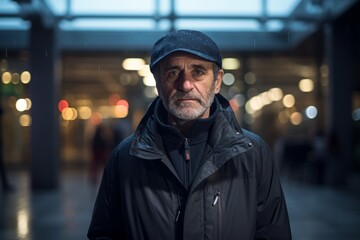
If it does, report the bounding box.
[171,92,201,101]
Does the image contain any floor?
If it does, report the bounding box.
[0,169,360,240]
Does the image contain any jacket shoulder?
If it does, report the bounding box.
[241,128,267,147]
[114,134,134,152]
[107,134,134,166]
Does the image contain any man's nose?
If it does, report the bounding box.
[177,71,194,92]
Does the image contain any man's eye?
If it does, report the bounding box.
[166,70,180,80]
[193,69,205,76]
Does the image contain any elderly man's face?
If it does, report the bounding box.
[156,52,223,121]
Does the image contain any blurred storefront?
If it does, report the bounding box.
[0,0,359,189]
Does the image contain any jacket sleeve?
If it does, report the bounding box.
[87,147,127,240]
[255,138,292,240]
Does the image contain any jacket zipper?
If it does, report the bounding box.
[212,191,220,206]
[175,208,181,222]
[184,138,190,188]
[176,192,181,222]
[213,191,222,239]
[184,138,190,161]
[175,192,183,239]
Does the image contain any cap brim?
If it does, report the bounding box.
[150,48,219,72]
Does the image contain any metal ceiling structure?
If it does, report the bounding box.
[0,0,358,110]
[0,0,358,52]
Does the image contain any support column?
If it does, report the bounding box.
[324,19,354,186]
[29,19,60,189]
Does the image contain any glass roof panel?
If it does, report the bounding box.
[159,0,171,15]
[0,0,303,31]
[267,0,301,16]
[0,18,30,30]
[175,0,262,16]
[70,0,155,15]
[175,19,260,31]
[0,0,20,13]
[45,0,171,16]
[265,20,285,31]
[45,0,67,15]
[59,19,157,31]
[43,0,300,17]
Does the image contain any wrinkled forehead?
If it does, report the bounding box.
[159,51,213,69]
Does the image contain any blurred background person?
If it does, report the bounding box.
[89,123,114,185]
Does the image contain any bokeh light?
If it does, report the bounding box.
[259,92,271,105]
[25,98,32,110]
[282,94,295,108]
[122,58,145,71]
[290,112,302,125]
[19,114,32,127]
[267,87,283,101]
[58,99,69,112]
[233,94,245,107]
[278,111,289,124]
[299,78,314,92]
[115,105,128,118]
[62,107,78,121]
[143,75,156,87]
[11,73,20,84]
[116,99,129,109]
[90,112,103,125]
[20,71,31,84]
[108,93,120,106]
[244,72,256,85]
[223,73,235,86]
[2,71,11,84]
[222,58,240,70]
[305,106,318,119]
[78,106,92,119]
[16,98,27,112]
[352,108,360,121]
[138,64,151,77]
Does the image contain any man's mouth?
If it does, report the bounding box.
[177,98,198,103]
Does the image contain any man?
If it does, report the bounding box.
[88,29,292,240]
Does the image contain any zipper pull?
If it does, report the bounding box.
[212,191,220,206]
[175,209,181,222]
[184,138,190,161]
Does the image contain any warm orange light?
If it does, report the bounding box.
[229,98,239,112]
[282,94,295,108]
[90,112,103,125]
[115,105,128,118]
[78,106,92,119]
[290,112,302,125]
[20,71,31,84]
[116,99,129,109]
[19,114,32,127]
[2,72,11,84]
[108,93,121,106]
[62,107,78,121]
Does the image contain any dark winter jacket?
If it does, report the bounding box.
[87,94,292,240]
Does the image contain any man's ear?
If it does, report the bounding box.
[154,76,162,97]
[214,69,224,94]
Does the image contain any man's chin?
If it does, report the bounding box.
[170,108,203,121]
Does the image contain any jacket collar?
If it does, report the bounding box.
[155,97,219,142]
[129,94,253,168]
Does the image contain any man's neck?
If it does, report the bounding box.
[167,114,196,137]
